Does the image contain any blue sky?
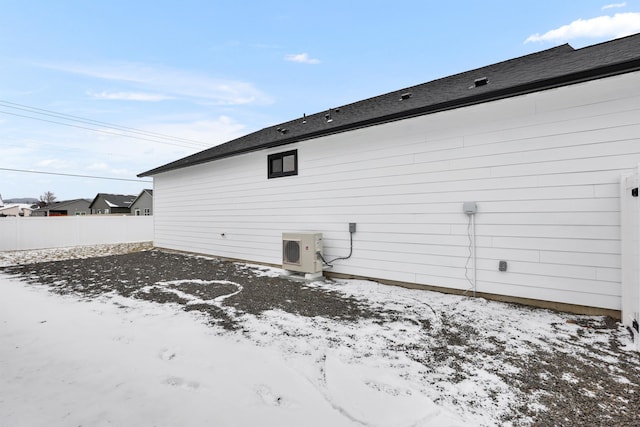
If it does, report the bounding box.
[1,1,639,201]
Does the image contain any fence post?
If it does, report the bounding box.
[621,165,640,351]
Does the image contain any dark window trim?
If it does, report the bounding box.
[268,149,298,179]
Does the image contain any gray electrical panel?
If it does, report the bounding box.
[463,202,477,215]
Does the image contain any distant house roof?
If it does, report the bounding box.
[31,198,91,213]
[139,33,640,178]
[89,193,137,209]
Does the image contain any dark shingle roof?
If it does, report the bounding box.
[31,198,91,212]
[89,193,137,209]
[139,33,640,177]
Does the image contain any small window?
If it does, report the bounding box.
[144,208,151,216]
[134,209,141,216]
[268,149,298,178]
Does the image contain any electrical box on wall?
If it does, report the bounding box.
[463,201,477,215]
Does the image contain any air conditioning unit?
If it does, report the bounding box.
[282,232,323,274]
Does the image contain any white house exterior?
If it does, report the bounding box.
[0,204,33,217]
[140,35,640,316]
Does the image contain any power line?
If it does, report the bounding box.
[0,99,212,149]
[0,100,209,147]
[0,110,207,149]
[0,167,152,183]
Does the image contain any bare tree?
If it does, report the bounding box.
[39,191,56,206]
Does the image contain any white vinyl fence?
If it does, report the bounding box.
[0,216,153,251]
[621,165,640,351]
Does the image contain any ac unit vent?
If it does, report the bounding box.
[282,232,323,274]
[283,240,301,265]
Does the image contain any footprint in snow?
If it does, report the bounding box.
[164,376,200,390]
[158,348,177,361]
[255,384,293,408]
[112,335,132,344]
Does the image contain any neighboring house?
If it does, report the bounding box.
[139,34,640,317]
[0,204,33,217]
[129,189,153,216]
[88,193,136,215]
[31,199,91,217]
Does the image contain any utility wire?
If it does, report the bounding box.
[0,100,211,149]
[0,167,152,183]
[0,110,206,149]
[0,99,210,147]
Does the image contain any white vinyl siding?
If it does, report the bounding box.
[152,71,640,310]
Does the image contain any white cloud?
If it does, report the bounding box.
[87,91,173,102]
[525,12,640,43]
[38,61,272,106]
[285,53,321,64]
[602,2,626,10]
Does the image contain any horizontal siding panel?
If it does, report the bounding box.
[539,250,621,268]
[476,259,598,281]
[467,224,619,240]
[353,249,468,269]
[181,184,599,204]
[360,233,493,247]
[463,107,639,148]
[307,135,466,167]
[480,247,541,263]
[479,270,620,296]
[481,198,619,213]
[422,124,638,168]
[195,198,618,215]
[596,267,622,282]
[477,212,619,226]
[491,236,620,254]
[536,170,626,187]
[534,73,640,111]
[450,139,640,172]
[490,153,640,178]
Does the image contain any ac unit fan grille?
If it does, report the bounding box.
[283,240,301,264]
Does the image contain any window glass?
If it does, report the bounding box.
[271,158,283,173]
[283,154,295,172]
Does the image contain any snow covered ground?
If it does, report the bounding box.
[1,245,638,426]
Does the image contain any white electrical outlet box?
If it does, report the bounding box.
[463,201,477,215]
